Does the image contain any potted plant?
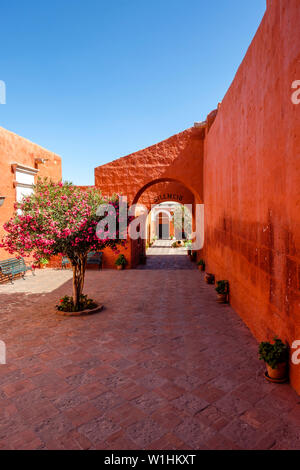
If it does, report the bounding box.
[215,280,229,303]
[139,253,147,265]
[185,240,192,256]
[39,258,49,269]
[115,254,127,270]
[197,259,205,271]
[259,338,288,382]
[205,273,215,284]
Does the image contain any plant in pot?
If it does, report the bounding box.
[185,240,192,256]
[39,257,49,269]
[197,259,205,271]
[215,280,229,303]
[259,338,288,382]
[115,254,127,270]
[205,273,215,284]
[139,253,147,265]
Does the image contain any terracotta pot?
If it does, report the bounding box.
[266,362,287,380]
[116,265,124,270]
[205,273,215,284]
[217,293,228,304]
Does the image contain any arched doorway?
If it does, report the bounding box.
[131,179,197,262]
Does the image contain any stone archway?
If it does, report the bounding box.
[94,126,205,207]
[94,127,204,268]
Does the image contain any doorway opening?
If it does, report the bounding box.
[145,201,192,256]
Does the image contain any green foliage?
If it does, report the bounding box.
[215,280,229,294]
[172,241,178,248]
[56,294,97,312]
[197,259,205,266]
[259,338,288,369]
[39,257,49,265]
[172,205,192,238]
[115,254,127,266]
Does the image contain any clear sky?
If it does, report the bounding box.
[0,0,266,185]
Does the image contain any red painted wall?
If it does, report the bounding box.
[0,127,62,261]
[203,0,300,392]
[94,0,300,393]
[95,127,205,206]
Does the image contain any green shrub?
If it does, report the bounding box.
[56,294,97,312]
[259,338,288,369]
[115,254,127,266]
[215,280,229,294]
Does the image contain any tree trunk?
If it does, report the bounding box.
[72,254,87,309]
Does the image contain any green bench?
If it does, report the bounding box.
[87,251,103,270]
[61,257,70,269]
[62,252,103,270]
[0,257,35,284]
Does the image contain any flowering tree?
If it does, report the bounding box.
[0,179,128,310]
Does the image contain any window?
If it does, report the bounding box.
[12,163,39,204]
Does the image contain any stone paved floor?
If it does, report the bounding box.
[147,239,187,256]
[0,247,299,450]
[0,269,73,294]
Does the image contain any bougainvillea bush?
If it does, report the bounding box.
[0,179,129,311]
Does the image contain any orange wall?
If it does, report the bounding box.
[95,126,205,206]
[94,0,300,393]
[138,181,194,209]
[203,0,300,392]
[0,127,62,260]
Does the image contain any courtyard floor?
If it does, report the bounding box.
[0,244,299,450]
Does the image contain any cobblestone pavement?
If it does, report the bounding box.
[0,269,73,294]
[0,249,299,450]
[147,239,187,256]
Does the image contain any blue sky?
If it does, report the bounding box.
[0,0,266,185]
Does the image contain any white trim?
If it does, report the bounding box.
[11,163,39,175]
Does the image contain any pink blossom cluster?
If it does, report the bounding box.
[0,179,131,263]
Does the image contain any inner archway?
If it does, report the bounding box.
[131,179,196,262]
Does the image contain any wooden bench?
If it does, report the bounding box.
[0,257,35,284]
[87,251,103,270]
